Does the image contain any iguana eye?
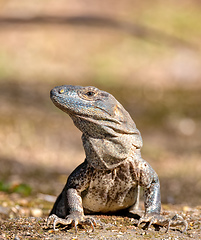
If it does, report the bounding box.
[78,87,98,100]
[86,91,95,97]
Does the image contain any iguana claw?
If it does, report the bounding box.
[137,213,188,233]
[47,213,97,232]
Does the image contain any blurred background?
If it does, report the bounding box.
[0,0,200,214]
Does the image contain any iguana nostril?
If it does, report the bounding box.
[59,88,65,94]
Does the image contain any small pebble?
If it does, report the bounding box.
[31,208,43,217]
[14,235,20,240]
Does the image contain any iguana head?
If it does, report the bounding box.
[50,85,143,169]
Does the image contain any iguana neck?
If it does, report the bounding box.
[81,132,142,170]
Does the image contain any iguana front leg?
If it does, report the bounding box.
[139,178,188,232]
[135,159,188,232]
[47,161,96,232]
[47,189,96,232]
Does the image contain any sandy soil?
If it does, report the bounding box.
[0,206,200,239]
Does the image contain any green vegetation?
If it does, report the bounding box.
[0,181,32,196]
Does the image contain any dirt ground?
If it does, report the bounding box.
[0,206,201,239]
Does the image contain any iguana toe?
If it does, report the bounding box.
[137,213,188,232]
[47,213,97,232]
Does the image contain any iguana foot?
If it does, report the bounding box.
[47,213,97,232]
[137,213,188,233]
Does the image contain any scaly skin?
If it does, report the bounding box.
[47,85,187,233]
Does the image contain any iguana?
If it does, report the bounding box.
[47,85,187,233]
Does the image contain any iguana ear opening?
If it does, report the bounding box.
[112,103,139,135]
[114,104,124,122]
